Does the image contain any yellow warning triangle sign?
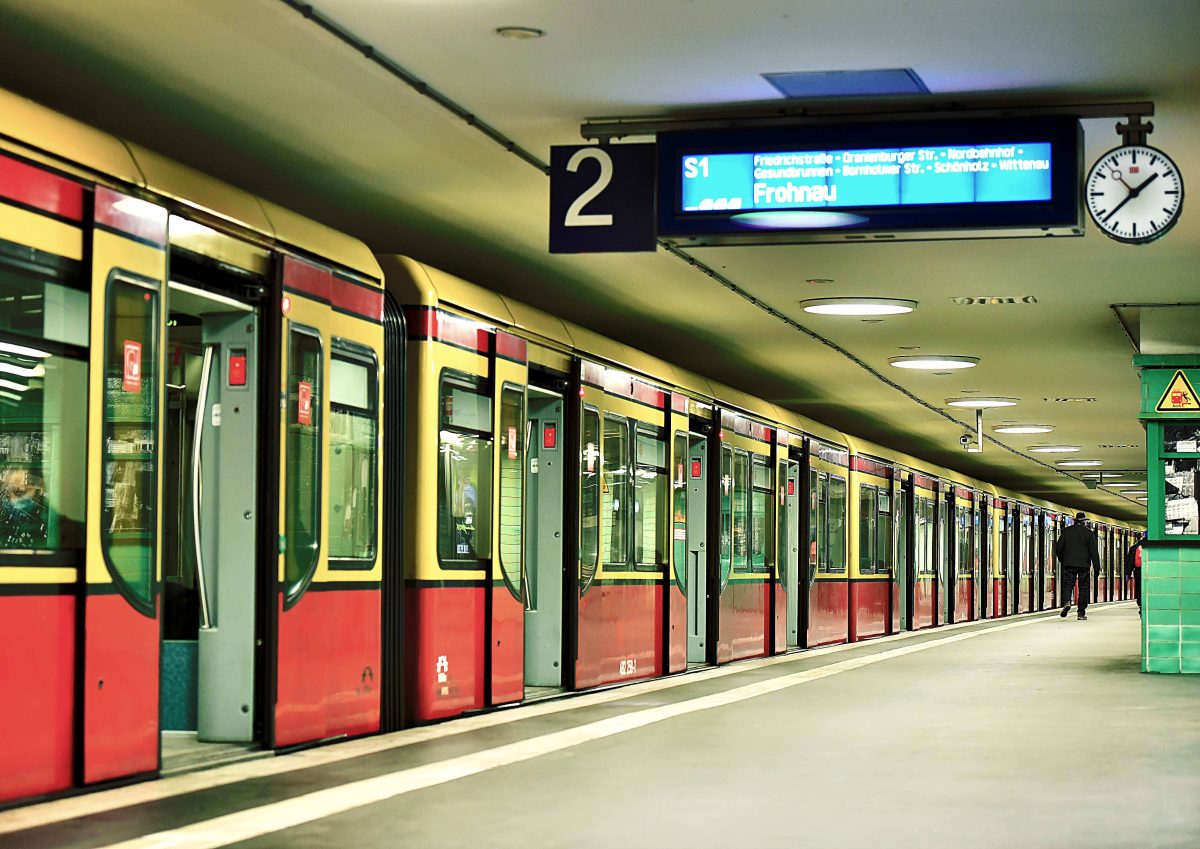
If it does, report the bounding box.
[1156,370,1200,412]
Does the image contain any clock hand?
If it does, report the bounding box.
[1102,172,1159,223]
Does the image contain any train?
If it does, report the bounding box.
[0,86,1141,807]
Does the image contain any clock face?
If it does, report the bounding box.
[1085,145,1184,244]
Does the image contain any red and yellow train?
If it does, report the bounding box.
[0,87,1140,807]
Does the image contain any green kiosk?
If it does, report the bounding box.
[1136,355,1200,673]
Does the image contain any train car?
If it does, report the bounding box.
[0,87,387,804]
[846,450,894,641]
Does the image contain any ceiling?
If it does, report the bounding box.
[2,0,1198,521]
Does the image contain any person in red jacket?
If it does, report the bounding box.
[1056,512,1100,621]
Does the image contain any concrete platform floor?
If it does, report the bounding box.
[3,603,1198,849]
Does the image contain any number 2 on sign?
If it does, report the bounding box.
[564,148,613,227]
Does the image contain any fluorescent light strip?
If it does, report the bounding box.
[889,355,978,370]
[801,298,917,316]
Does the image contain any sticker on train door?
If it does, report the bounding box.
[297,380,313,424]
[123,340,142,392]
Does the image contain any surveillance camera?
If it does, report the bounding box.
[959,434,972,447]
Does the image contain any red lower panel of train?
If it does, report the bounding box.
[276,589,381,747]
[808,579,848,646]
[406,585,484,721]
[490,583,523,705]
[954,577,974,623]
[668,584,687,673]
[576,582,661,690]
[849,580,888,641]
[992,578,1007,617]
[0,592,75,802]
[1018,576,1032,613]
[913,578,936,630]
[717,580,768,663]
[1097,575,1108,604]
[83,592,159,784]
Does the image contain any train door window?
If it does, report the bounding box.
[601,414,629,566]
[828,475,847,574]
[858,486,877,575]
[327,341,378,565]
[720,445,733,578]
[436,370,493,565]
[957,505,972,577]
[815,471,829,573]
[672,432,687,585]
[750,457,771,573]
[633,427,666,570]
[102,276,160,613]
[285,324,323,598]
[876,489,891,576]
[497,384,525,594]
[895,490,907,578]
[580,406,600,588]
[732,450,750,573]
[0,259,88,555]
[808,468,822,574]
[776,459,788,585]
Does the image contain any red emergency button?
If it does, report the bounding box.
[228,353,247,386]
[543,423,557,449]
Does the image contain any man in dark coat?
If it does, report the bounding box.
[1056,512,1100,620]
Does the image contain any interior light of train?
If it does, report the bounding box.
[991,423,1054,434]
[888,354,978,369]
[1027,444,1081,453]
[0,340,50,358]
[657,116,1081,243]
[945,396,1018,408]
[803,297,917,316]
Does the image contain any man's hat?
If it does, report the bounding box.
[1075,511,1087,520]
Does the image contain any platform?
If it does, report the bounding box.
[2,603,1196,849]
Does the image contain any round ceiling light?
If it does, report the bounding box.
[801,297,917,316]
[1056,459,1103,467]
[1028,444,1081,453]
[992,423,1054,434]
[495,26,545,39]
[946,397,1018,409]
[889,355,979,370]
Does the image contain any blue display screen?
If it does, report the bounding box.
[655,118,1081,242]
[679,143,1053,213]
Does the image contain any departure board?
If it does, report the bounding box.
[656,117,1082,243]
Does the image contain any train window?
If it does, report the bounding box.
[672,432,687,588]
[828,475,847,574]
[101,275,159,614]
[750,456,771,573]
[957,505,972,577]
[808,468,820,575]
[916,495,935,576]
[497,384,524,596]
[815,471,828,573]
[720,446,733,581]
[776,459,788,587]
[858,486,877,576]
[732,450,749,573]
[327,341,378,566]
[895,489,907,579]
[0,259,88,348]
[580,406,600,584]
[284,324,323,601]
[0,257,88,558]
[876,490,891,577]
[601,414,628,566]
[436,370,493,566]
[633,428,665,570]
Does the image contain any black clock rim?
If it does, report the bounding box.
[1084,142,1184,245]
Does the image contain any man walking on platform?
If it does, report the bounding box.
[1057,512,1100,620]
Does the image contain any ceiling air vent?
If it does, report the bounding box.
[951,296,1038,305]
[1043,397,1097,403]
[1098,444,1139,449]
[763,68,928,99]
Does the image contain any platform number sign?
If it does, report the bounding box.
[549,144,657,253]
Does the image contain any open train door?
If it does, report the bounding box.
[665,393,690,672]
[81,189,168,784]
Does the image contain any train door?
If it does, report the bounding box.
[937,486,949,624]
[784,459,802,646]
[893,474,910,632]
[160,282,260,772]
[81,190,168,785]
[686,434,709,665]
[523,389,563,697]
[978,499,989,618]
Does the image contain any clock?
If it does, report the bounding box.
[1084,144,1184,244]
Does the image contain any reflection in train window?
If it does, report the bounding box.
[601,414,628,566]
[580,406,600,584]
[437,370,492,565]
[497,384,524,595]
[633,428,665,570]
[285,324,322,601]
[750,457,772,574]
